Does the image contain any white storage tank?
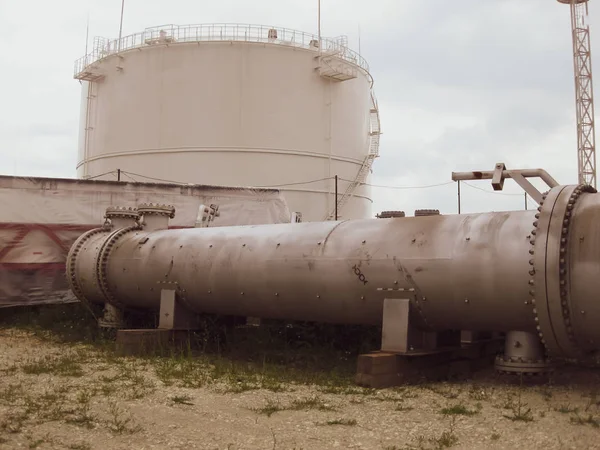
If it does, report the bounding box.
[74,24,381,221]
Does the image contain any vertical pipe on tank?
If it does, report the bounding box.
[318,0,321,53]
[83,82,93,178]
[327,77,333,215]
[118,0,125,52]
[457,181,461,214]
[335,174,338,220]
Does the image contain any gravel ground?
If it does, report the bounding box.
[1,328,600,450]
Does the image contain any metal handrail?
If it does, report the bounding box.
[74,23,370,78]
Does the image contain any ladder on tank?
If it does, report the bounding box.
[325,90,381,220]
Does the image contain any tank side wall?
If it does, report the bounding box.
[78,42,373,221]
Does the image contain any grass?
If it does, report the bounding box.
[8,303,596,447]
[25,389,68,423]
[0,377,146,439]
[556,404,579,414]
[97,359,156,400]
[317,385,377,396]
[2,303,382,394]
[152,347,360,396]
[401,418,460,450]
[252,399,284,417]
[468,384,492,402]
[318,418,357,426]
[440,404,478,416]
[171,394,194,406]
[500,379,535,423]
[584,389,600,412]
[433,430,459,449]
[0,411,28,434]
[423,384,461,400]
[0,303,112,345]
[570,413,600,428]
[502,393,534,423]
[28,438,46,449]
[0,382,25,405]
[27,434,53,449]
[395,402,414,412]
[539,385,554,402]
[107,400,142,434]
[431,417,460,450]
[68,444,92,450]
[290,396,336,412]
[21,354,85,377]
[154,357,209,388]
[65,389,96,429]
[252,395,335,417]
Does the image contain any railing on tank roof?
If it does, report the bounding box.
[73,23,369,78]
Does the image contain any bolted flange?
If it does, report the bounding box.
[495,331,553,375]
[105,206,140,229]
[137,203,175,218]
[494,355,554,375]
[530,184,597,359]
[105,206,140,220]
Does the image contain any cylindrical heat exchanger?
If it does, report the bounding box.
[67,185,600,368]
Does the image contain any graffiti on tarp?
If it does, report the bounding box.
[0,223,196,307]
[0,223,96,307]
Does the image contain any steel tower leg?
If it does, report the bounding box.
[560,0,597,188]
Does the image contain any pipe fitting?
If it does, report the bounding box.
[495,331,553,375]
[105,206,140,228]
[138,203,175,231]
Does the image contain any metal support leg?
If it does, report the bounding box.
[381,298,459,353]
[158,289,194,330]
[381,298,411,353]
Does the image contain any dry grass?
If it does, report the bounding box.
[1,304,600,449]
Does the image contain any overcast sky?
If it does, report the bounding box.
[0,0,595,215]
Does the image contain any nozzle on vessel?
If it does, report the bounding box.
[104,206,140,228]
[138,203,175,231]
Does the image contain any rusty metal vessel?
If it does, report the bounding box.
[66,166,600,376]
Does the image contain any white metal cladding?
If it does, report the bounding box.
[75,24,379,222]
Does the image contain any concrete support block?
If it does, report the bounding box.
[356,338,503,388]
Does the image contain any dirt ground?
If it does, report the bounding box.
[1,328,600,450]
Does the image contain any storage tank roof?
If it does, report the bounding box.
[74,23,369,80]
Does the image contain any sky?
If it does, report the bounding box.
[0,0,595,215]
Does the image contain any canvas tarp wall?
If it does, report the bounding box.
[0,175,291,308]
